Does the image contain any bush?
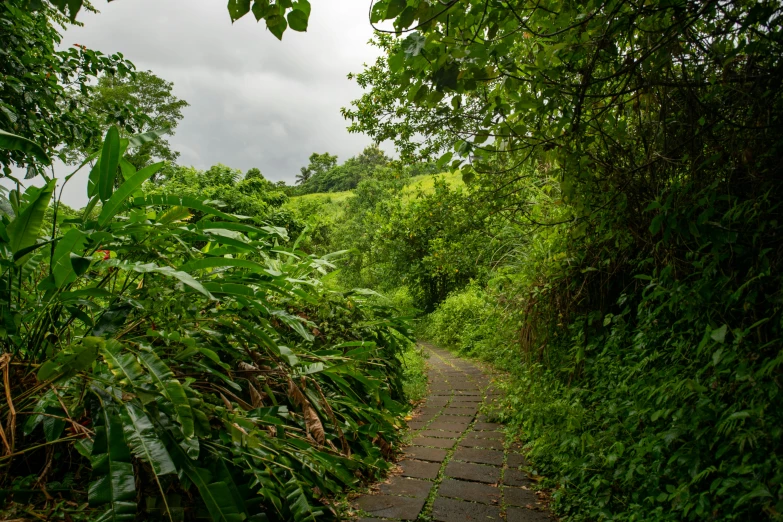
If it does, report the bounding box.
[423,284,499,356]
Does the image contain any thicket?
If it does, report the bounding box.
[0,3,418,521]
[304,0,783,520]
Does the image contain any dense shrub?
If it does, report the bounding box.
[422,284,497,356]
[0,130,415,522]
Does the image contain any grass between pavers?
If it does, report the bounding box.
[471,360,556,515]
[343,346,506,521]
[413,350,497,522]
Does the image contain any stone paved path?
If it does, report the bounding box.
[353,344,553,521]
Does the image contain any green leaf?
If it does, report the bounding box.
[180,257,269,273]
[88,399,137,522]
[118,158,136,184]
[385,0,406,20]
[59,287,116,301]
[266,14,288,39]
[167,439,246,522]
[710,324,728,344]
[100,340,145,387]
[252,0,273,21]
[7,180,55,262]
[228,0,251,21]
[98,126,121,202]
[98,161,163,227]
[128,128,170,149]
[106,259,214,299]
[287,9,308,31]
[52,229,87,287]
[70,253,92,277]
[0,129,51,165]
[158,206,192,225]
[121,402,176,476]
[138,349,195,438]
[36,337,101,383]
[294,0,310,15]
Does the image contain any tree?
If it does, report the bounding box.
[296,152,337,185]
[0,1,135,174]
[148,163,288,220]
[67,71,188,169]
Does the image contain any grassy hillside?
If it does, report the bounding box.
[285,171,464,216]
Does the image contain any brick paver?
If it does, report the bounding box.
[353,343,554,521]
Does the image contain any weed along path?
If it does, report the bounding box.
[353,343,553,521]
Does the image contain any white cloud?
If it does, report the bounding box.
[35,0,386,207]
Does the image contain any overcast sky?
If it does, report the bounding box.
[22,0,386,207]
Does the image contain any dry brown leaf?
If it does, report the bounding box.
[287,378,307,409]
[248,383,265,408]
[219,393,233,412]
[288,377,325,445]
[313,380,350,456]
[304,403,325,445]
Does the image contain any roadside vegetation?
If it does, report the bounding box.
[2,0,781,521]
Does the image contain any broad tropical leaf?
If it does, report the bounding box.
[100,340,144,387]
[89,398,137,522]
[167,438,247,522]
[105,259,213,299]
[128,127,171,149]
[98,126,121,202]
[0,129,51,164]
[98,161,164,227]
[138,349,195,438]
[51,228,88,287]
[7,180,55,260]
[121,402,176,476]
[37,337,102,383]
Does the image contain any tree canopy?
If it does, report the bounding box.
[69,71,189,169]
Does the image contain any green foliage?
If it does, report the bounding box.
[64,71,189,169]
[399,343,428,405]
[335,177,501,311]
[297,152,338,185]
[0,128,414,521]
[422,284,496,356]
[342,1,783,519]
[295,146,392,195]
[0,1,135,172]
[148,163,293,225]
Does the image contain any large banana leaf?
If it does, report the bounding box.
[128,127,170,149]
[7,180,55,262]
[89,399,137,522]
[98,126,121,202]
[51,228,88,287]
[138,349,195,438]
[0,129,50,164]
[167,438,247,522]
[98,161,164,227]
[121,402,176,476]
